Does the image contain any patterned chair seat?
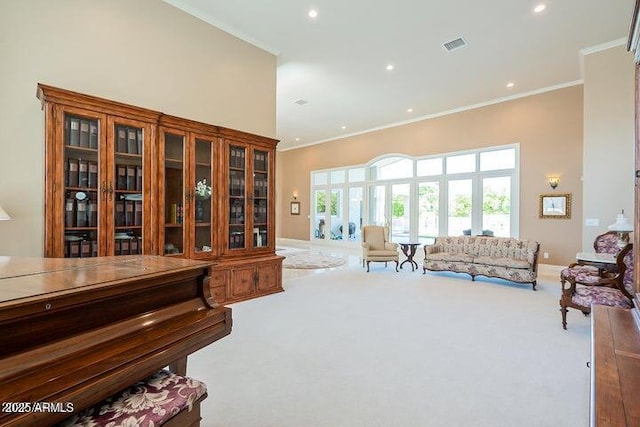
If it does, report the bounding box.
[570,286,632,309]
[59,370,207,427]
[560,265,606,284]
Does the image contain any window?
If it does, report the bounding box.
[417,158,442,176]
[310,144,518,244]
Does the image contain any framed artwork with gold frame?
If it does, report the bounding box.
[539,193,571,219]
[290,201,300,215]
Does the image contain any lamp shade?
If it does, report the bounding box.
[608,212,633,232]
[0,205,10,221]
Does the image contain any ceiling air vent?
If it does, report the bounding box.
[443,37,467,52]
[294,99,308,106]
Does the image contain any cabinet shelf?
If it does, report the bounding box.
[65,145,98,154]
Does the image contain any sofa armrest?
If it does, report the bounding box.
[362,242,371,251]
[424,245,440,256]
[385,242,398,251]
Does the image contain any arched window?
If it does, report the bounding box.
[310,145,518,245]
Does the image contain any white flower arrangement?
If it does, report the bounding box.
[195,179,212,199]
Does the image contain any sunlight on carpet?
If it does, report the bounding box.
[281,252,346,269]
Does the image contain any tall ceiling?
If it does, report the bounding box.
[163,0,634,150]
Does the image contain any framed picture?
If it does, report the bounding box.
[539,193,571,219]
[290,201,300,215]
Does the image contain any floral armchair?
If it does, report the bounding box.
[560,231,621,285]
[559,243,634,329]
[361,225,399,272]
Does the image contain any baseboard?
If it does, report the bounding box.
[276,238,310,249]
[538,263,564,275]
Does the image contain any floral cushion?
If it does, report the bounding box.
[425,252,475,263]
[571,286,632,309]
[59,370,207,427]
[560,266,603,284]
[594,233,621,255]
[473,256,530,269]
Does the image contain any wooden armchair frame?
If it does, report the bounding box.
[560,244,633,329]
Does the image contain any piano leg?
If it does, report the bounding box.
[169,356,187,375]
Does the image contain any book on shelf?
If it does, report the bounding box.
[136,129,143,155]
[68,117,80,146]
[68,158,79,187]
[88,161,98,188]
[135,166,143,191]
[91,240,98,257]
[125,200,134,226]
[127,128,137,154]
[130,237,138,254]
[115,201,125,226]
[89,121,98,149]
[68,241,80,258]
[169,202,183,224]
[120,238,130,255]
[65,198,75,227]
[87,196,98,227]
[170,203,177,224]
[126,165,136,191]
[76,199,87,227]
[114,239,121,256]
[79,120,90,148]
[116,164,127,190]
[78,159,88,188]
[134,200,143,226]
[64,117,70,147]
[117,127,127,153]
[80,240,91,258]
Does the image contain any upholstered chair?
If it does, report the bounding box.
[559,244,634,329]
[361,225,399,272]
[560,231,622,285]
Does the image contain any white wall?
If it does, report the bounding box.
[582,44,636,250]
[0,0,276,256]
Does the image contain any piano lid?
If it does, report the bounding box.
[0,255,213,304]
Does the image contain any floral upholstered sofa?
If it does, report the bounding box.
[423,236,541,290]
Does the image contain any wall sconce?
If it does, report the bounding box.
[548,177,559,189]
[0,205,11,221]
[292,192,298,201]
[608,209,633,248]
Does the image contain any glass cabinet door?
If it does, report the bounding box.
[228,145,246,250]
[252,149,269,248]
[63,113,100,258]
[163,131,185,255]
[193,137,214,254]
[112,121,145,256]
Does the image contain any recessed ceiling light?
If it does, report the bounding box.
[308,9,318,18]
[341,125,347,130]
[534,4,546,13]
[506,82,515,88]
[386,64,394,71]
[407,108,413,113]
[295,138,300,141]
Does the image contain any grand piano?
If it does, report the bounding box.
[0,255,232,426]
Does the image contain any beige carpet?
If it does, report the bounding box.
[189,262,590,427]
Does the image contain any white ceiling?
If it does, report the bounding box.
[163,0,634,150]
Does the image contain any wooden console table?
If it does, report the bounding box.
[591,304,640,426]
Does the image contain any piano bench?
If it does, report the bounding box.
[59,370,207,427]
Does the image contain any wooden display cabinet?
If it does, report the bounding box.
[158,115,219,260]
[38,84,282,304]
[38,84,158,258]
